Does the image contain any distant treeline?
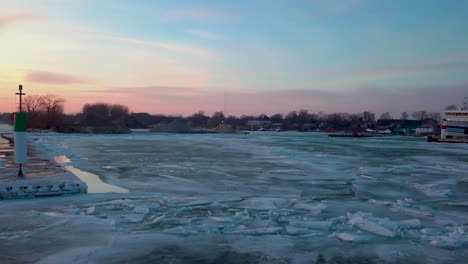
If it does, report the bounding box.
[0,94,447,133]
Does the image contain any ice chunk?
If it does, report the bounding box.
[368,199,392,206]
[390,205,433,218]
[86,206,96,215]
[230,226,283,235]
[285,227,319,236]
[132,206,150,215]
[238,197,287,210]
[288,220,332,231]
[42,211,64,217]
[233,210,250,220]
[428,234,464,249]
[177,199,213,207]
[347,213,396,238]
[425,226,467,249]
[347,213,421,239]
[164,226,199,235]
[209,216,233,223]
[293,202,326,214]
[447,201,468,207]
[335,232,369,243]
[420,228,443,236]
[399,219,421,228]
[119,213,145,223]
[356,221,396,238]
[414,184,453,198]
[36,246,105,264]
[207,202,229,209]
[375,217,400,232]
[150,215,165,224]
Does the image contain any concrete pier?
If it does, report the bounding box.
[427,135,468,144]
[0,133,87,199]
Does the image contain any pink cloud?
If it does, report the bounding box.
[25,71,87,85]
[0,13,35,28]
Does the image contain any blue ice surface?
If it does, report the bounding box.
[4,131,467,263]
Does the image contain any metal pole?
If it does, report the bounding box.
[15,84,25,178]
[18,164,24,177]
[16,84,25,113]
[19,85,23,112]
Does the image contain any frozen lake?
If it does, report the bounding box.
[1,132,468,263]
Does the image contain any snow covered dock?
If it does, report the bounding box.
[0,133,87,198]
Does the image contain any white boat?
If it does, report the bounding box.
[441,98,468,138]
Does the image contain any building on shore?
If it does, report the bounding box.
[377,119,421,134]
[377,119,438,135]
[247,120,272,130]
[415,126,434,136]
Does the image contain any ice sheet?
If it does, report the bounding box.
[1,131,467,263]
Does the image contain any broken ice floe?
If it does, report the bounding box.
[422,226,467,249]
[346,212,422,239]
[229,226,283,235]
[238,197,288,210]
[285,227,321,236]
[414,184,453,198]
[292,202,326,214]
[118,213,146,223]
[287,219,332,231]
[334,232,370,243]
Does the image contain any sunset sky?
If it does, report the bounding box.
[1,0,467,116]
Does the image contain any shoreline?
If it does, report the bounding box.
[0,132,87,199]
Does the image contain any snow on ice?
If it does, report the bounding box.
[1,132,467,263]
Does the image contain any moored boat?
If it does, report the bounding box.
[428,97,468,143]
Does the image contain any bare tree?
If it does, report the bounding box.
[24,95,44,113]
[361,111,376,128]
[82,103,130,127]
[427,112,441,121]
[41,94,65,129]
[445,105,458,110]
[326,113,351,129]
[401,112,409,120]
[207,111,225,128]
[285,111,298,128]
[24,95,44,128]
[270,113,283,123]
[109,104,130,120]
[83,103,110,118]
[188,111,209,127]
[379,112,392,120]
[23,94,65,129]
[349,113,363,127]
[298,110,308,128]
[412,110,427,121]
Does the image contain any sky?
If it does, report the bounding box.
[1,0,467,116]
